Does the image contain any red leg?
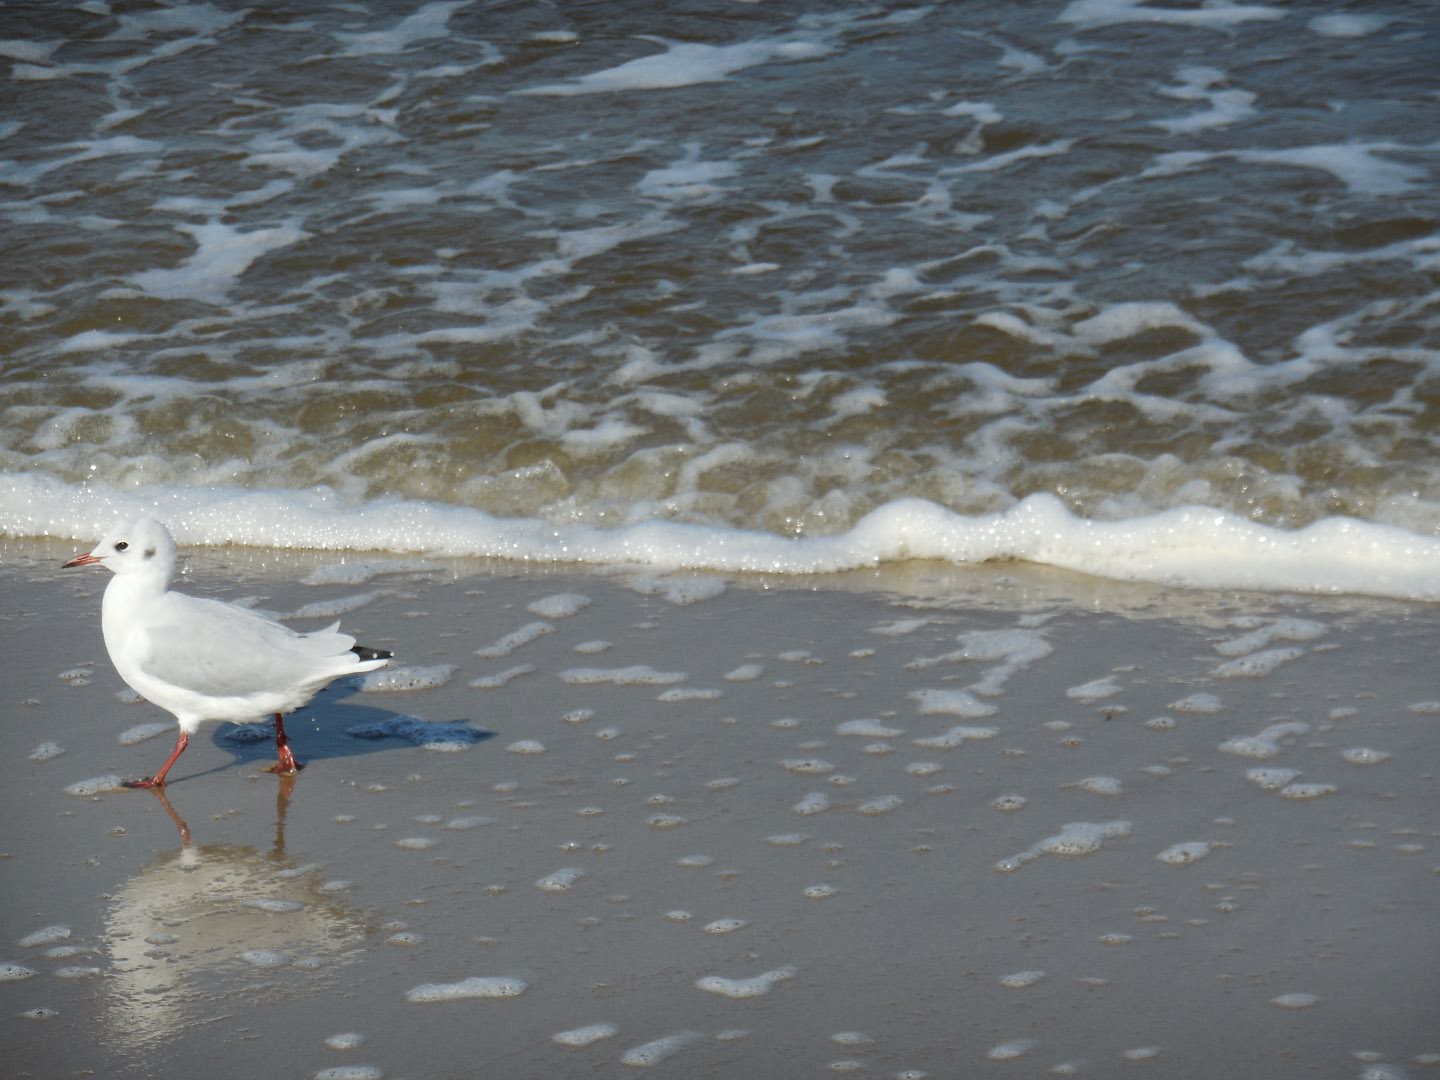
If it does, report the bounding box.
[124,731,189,789]
[268,712,301,775]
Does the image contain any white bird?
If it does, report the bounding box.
[63,516,392,787]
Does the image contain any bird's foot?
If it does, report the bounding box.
[123,776,164,790]
[261,760,304,775]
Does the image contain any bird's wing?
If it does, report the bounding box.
[134,595,360,698]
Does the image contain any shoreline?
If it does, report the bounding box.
[2,540,1436,1077]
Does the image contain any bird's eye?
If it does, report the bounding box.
[114,541,129,551]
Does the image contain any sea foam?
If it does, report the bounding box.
[7,477,1440,601]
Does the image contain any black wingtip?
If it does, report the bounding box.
[351,644,394,661]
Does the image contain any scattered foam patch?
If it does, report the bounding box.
[119,722,173,745]
[469,664,535,689]
[28,742,64,763]
[1212,647,1303,679]
[1155,841,1211,866]
[346,716,489,751]
[1067,675,1121,701]
[17,926,70,948]
[355,664,455,692]
[996,820,1132,872]
[1219,721,1309,760]
[285,592,380,619]
[909,689,997,717]
[535,867,587,892]
[560,665,687,686]
[405,976,527,1003]
[619,1031,701,1067]
[913,725,998,750]
[553,1023,618,1048]
[314,1067,384,1080]
[527,593,591,618]
[695,965,798,999]
[64,775,126,797]
[475,621,553,658]
[302,560,435,586]
[628,574,728,605]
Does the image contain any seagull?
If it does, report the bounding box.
[63,516,392,788]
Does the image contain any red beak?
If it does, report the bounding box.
[62,552,103,569]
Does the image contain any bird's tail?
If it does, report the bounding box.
[351,644,393,662]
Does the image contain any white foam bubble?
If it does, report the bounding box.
[1171,693,1223,714]
[1271,992,1320,1009]
[285,592,381,620]
[1219,721,1309,759]
[837,719,904,738]
[628,574,728,605]
[240,949,292,968]
[118,722,173,745]
[553,1023,618,1048]
[1155,841,1211,866]
[64,775,126,797]
[1067,676,1121,702]
[1215,618,1326,657]
[17,926,70,948]
[793,792,831,815]
[1069,776,1122,796]
[913,725,998,750]
[325,1033,367,1051]
[470,664,536,690]
[0,963,40,981]
[314,1067,383,1080]
[475,621,554,658]
[527,593,591,618]
[1212,647,1303,679]
[405,976,528,1003]
[1278,782,1336,800]
[243,899,305,913]
[857,795,903,815]
[561,665,687,686]
[782,758,835,775]
[28,742,64,763]
[619,1031,701,1067]
[536,867,587,892]
[998,970,1046,988]
[1341,747,1390,766]
[346,716,486,751]
[909,689,998,718]
[987,1039,1038,1061]
[695,965,797,998]
[703,918,747,935]
[996,820,1131,872]
[1246,768,1300,791]
[356,664,455,692]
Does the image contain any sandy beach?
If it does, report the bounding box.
[0,538,1435,1079]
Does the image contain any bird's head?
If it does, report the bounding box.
[63,516,179,578]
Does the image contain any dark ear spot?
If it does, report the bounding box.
[143,547,156,559]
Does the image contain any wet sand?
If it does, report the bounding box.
[2,539,1437,1079]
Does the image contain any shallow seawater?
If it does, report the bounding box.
[2,1,1439,598]
[3,546,1438,1078]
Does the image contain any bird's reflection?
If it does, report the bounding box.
[103,781,372,1050]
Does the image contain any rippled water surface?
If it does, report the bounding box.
[3,1,1439,590]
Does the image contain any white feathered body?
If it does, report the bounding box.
[102,572,388,734]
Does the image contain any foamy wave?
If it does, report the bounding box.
[7,472,1440,601]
